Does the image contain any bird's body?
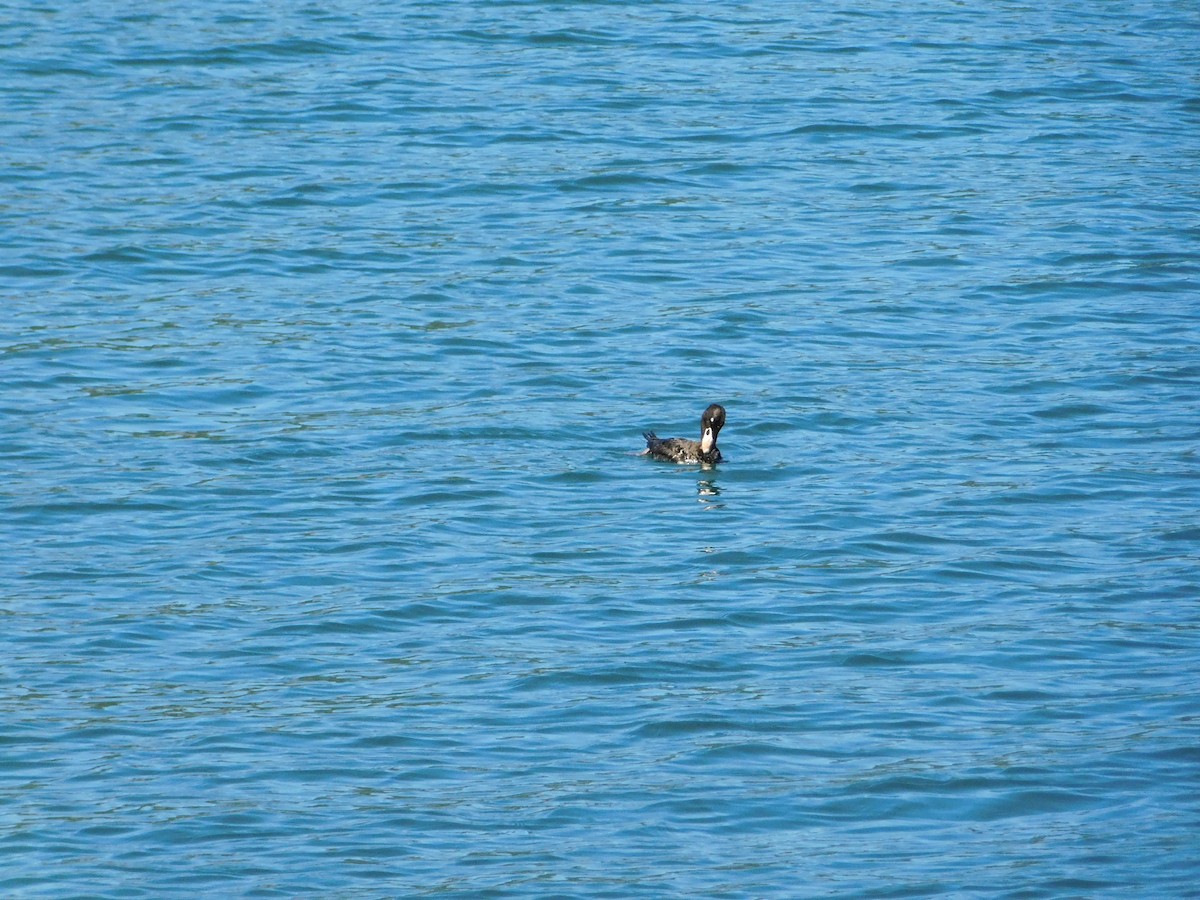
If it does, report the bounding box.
[642,404,726,465]
[642,432,722,465]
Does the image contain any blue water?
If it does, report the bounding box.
[3,1,1199,896]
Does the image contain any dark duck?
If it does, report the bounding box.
[642,404,726,465]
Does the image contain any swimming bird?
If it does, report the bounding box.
[642,404,726,465]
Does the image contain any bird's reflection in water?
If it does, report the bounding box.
[697,477,722,506]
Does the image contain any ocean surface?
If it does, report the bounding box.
[3,1,1199,896]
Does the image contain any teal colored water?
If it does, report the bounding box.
[3,2,1199,896]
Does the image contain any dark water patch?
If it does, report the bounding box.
[117,38,350,69]
[524,30,621,48]
[1031,402,1111,420]
[558,172,685,192]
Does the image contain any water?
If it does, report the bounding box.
[3,1,1199,896]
